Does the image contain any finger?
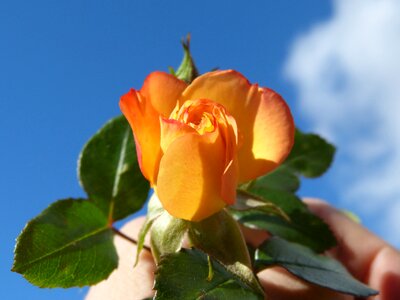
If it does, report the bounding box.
[239,206,352,299]
[85,217,155,300]
[258,267,352,300]
[305,198,400,300]
[240,225,269,247]
[304,198,389,280]
[366,245,400,299]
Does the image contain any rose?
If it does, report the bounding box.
[120,70,294,221]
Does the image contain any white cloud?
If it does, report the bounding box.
[285,0,400,247]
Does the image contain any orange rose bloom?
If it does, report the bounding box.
[120,70,294,221]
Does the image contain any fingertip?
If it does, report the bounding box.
[304,198,389,282]
[303,198,338,220]
[367,246,400,300]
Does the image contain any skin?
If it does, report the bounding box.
[86,199,400,300]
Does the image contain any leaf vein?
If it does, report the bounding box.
[109,127,130,220]
[194,278,234,300]
[16,226,109,271]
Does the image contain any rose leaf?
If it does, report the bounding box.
[154,248,263,300]
[231,190,336,253]
[255,237,378,297]
[12,199,117,288]
[78,115,149,222]
[284,129,336,178]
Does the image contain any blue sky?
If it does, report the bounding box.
[3,0,399,299]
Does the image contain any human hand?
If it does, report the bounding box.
[86,199,400,300]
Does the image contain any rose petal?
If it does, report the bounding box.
[155,131,229,221]
[141,71,187,117]
[249,87,295,180]
[120,90,161,184]
[120,72,187,184]
[159,118,196,154]
[221,158,238,205]
[180,70,294,182]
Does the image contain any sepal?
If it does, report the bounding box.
[150,194,188,263]
[172,34,199,83]
[188,209,264,296]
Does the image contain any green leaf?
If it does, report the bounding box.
[284,129,336,178]
[231,210,335,253]
[244,188,308,214]
[255,237,378,297]
[154,248,263,300]
[173,34,199,83]
[231,190,290,221]
[78,115,150,222]
[247,166,300,193]
[150,209,188,263]
[12,199,117,288]
[231,190,336,252]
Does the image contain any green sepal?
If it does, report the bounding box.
[188,209,264,296]
[78,115,150,222]
[134,193,165,266]
[154,248,264,300]
[189,210,251,267]
[147,192,165,219]
[12,199,117,288]
[150,195,188,263]
[173,34,199,83]
[255,237,378,297]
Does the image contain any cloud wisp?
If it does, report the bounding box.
[285,0,400,246]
